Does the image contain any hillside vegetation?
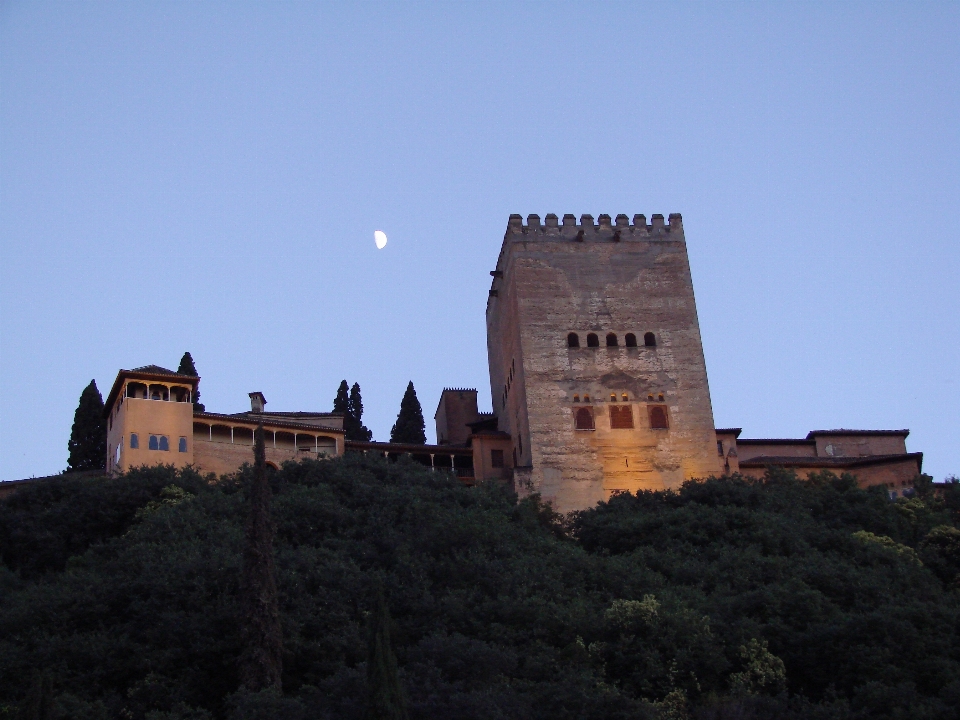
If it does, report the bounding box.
[1,457,959,719]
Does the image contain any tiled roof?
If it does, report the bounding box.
[194,411,345,435]
[738,452,923,470]
[130,365,184,376]
[805,429,910,438]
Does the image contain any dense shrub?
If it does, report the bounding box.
[0,460,957,719]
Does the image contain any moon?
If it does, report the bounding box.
[374,230,388,249]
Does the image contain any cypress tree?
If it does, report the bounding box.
[20,671,53,720]
[333,380,350,417]
[348,383,373,442]
[389,382,426,445]
[177,352,204,411]
[238,424,283,692]
[67,380,106,472]
[367,584,408,720]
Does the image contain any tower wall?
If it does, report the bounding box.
[486,213,721,512]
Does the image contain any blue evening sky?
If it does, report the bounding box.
[1,1,957,482]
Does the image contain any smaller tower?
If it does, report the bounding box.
[104,365,198,474]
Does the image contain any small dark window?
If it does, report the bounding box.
[179,437,188,453]
[610,405,634,429]
[621,393,629,401]
[491,449,504,468]
[648,405,669,429]
[159,436,169,451]
[717,441,724,455]
[573,394,580,402]
[575,407,595,430]
[587,333,599,347]
[606,333,618,347]
[610,393,616,402]
[583,394,590,402]
[567,333,580,348]
[130,433,139,449]
[625,333,637,347]
[149,435,159,450]
[644,332,656,347]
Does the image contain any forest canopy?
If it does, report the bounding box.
[1,458,958,719]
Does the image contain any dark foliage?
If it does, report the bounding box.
[348,383,373,442]
[238,426,283,691]
[389,381,425,445]
[0,461,957,720]
[367,584,408,720]
[177,351,205,412]
[66,380,106,472]
[333,380,350,417]
[335,381,374,442]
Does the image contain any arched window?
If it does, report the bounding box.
[178,437,187,453]
[606,333,618,347]
[573,394,580,402]
[644,332,656,347]
[567,333,580,348]
[159,436,169,451]
[609,405,634,429]
[648,405,669,429]
[575,407,595,430]
[130,433,139,449]
[587,333,599,347]
[625,333,637,347]
[583,394,590,402]
[149,435,159,450]
[609,393,616,402]
[622,393,629,401]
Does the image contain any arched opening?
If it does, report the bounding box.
[149,435,159,450]
[148,384,169,401]
[296,434,316,452]
[193,422,211,441]
[606,333,618,347]
[575,407,595,430]
[178,437,188,453]
[625,333,637,347]
[644,332,656,347]
[648,405,669,429]
[158,436,169,451]
[567,332,580,348]
[586,333,599,347]
[317,437,336,457]
[171,386,191,403]
[609,405,634,429]
[573,394,580,402]
[233,427,254,446]
[127,382,147,399]
[275,431,296,451]
[129,433,139,449]
[211,425,232,443]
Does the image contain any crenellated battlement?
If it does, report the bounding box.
[505,212,683,239]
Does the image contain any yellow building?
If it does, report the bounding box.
[104,366,345,476]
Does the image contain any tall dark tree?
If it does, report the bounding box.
[333,380,350,417]
[67,380,106,472]
[177,352,204,412]
[367,584,409,720]
[348,383,373,442]
[20,671,53,720]
[238,424,283,692]
[389,381,426,445]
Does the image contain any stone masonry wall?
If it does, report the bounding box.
[487,213,721,512]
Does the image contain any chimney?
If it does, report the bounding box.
[249,392,266,414]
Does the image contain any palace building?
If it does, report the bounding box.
[101,213,923,512]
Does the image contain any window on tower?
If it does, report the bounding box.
[606,333,618,346]
[648,405,669,429]
[587,333,599,347]
[609,405,634,429]
[625,333,637,347]
[575,407,595,430]
[567,333,580,348]
[644,332,657,347]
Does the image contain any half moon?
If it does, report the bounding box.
[374,230,388,249]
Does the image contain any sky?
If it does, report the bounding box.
[1,1,958,482]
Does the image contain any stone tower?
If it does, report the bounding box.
[486,212,721,512]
